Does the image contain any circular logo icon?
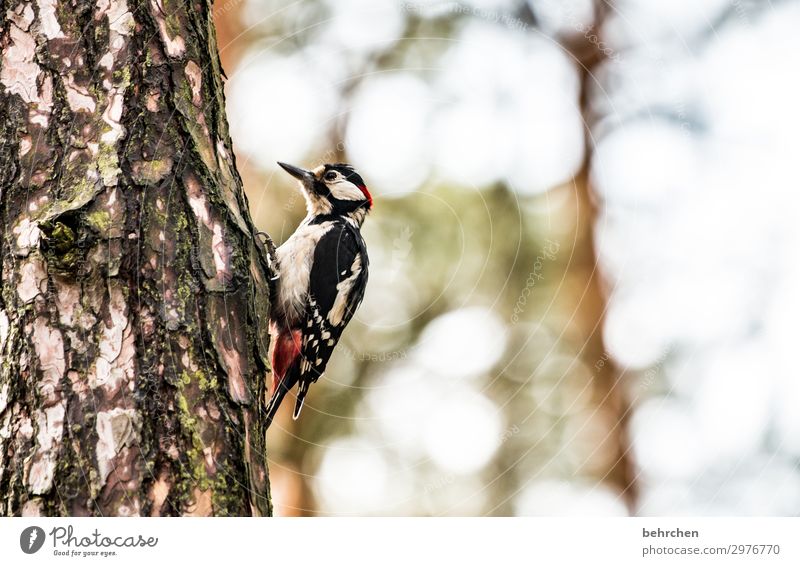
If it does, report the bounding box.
[20,526,46,554]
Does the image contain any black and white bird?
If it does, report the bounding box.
[266,161,372,428]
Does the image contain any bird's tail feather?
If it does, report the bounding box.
[293,380,311,420]
[265,368,299,430]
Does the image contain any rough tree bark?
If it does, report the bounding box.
[0,0,274,516]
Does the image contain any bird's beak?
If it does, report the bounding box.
[277,162,314,183]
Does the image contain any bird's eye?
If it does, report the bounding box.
[324,171,338,181]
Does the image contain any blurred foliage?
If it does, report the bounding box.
[216,0,800,516]
[216,0,640,516]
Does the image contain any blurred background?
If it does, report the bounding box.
[215,0,800,515]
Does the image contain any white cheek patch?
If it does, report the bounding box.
[330,180,366,202]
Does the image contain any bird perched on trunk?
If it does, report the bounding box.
[266,161,372,428]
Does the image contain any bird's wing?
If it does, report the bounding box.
[293,222,368,417]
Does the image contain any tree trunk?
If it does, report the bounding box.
[561,2,639,510]
[0,0,274,516]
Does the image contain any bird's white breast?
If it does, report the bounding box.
[274,220,333,327]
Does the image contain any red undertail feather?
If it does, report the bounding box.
[266,329,303,429]
[271,329,302,393]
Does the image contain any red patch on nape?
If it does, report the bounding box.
[271,330,302,392]
[358,185,373,209]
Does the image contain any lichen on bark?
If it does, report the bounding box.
[0,0,274,516]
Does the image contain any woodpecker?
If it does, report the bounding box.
[266,161,372,428]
